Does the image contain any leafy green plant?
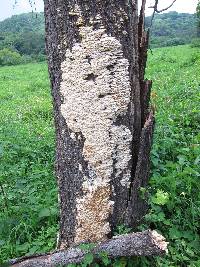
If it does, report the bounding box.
[142,44,200,266]
[113,224,132,236]
[190,38,200,48]
[0,48,23,66]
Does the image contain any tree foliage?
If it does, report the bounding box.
[146,11,197,47]
[0,13,45,62]
[0,48,22,66]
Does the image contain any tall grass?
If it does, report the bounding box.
[0,63,58,260]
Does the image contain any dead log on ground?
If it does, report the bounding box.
[9,230,168,267]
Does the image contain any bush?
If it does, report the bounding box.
[190,38,200,48]
[31,53,46,62]
[21,55,34,64]
[0,48,23,66]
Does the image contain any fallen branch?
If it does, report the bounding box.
[9,230,167,267]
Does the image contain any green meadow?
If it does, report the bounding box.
[0,45,200,266]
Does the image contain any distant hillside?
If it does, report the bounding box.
[146,11,198,48]
[0,13,45,61]
[0,11,198,62]
[0,12,44,33]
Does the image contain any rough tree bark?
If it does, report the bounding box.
[10,230,167,267]
[43,0,154,249]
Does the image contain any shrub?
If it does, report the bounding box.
[0,48,23,66]
[190,38,200,48]
[31,53,46,62]
[21,55,34,64]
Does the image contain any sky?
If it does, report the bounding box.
[0,0,199,21]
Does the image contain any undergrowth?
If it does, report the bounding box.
[0,45,199,266]
[0,63,58,261]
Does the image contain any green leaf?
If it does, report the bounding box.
[194,156,200,165]
[27,245,40,255]
[83,253,94,266]
[113,257,127,267]
[139,187,147,200]
[0,239,5,246]
[16,242,30,253]
[114,224,132,235]
[79,243,96,252]
[177,155,186,165]
[0,262,10,267]
[151,189,169,205]
[99,252,111,266]
[0,145,3,157]
[169,227,182,240]
[38,208,51,218]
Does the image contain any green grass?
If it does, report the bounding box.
[0,63,58,260]
[0,45,199,266]
[142,45,200,266]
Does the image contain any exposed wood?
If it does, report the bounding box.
[10,230,167,267]
[138,0,151,126]
[127,111,155,227]
[140,80,152,127]
[126,0,154,227]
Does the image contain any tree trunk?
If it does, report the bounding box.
[44,0,154,249]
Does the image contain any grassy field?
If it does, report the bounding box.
[0,63,58,260]
[0,45,200,266]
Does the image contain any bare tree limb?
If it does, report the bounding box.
[149,0,177,27]
[9,230,168,267]
[149,0,177,13]
[13,0,37,12]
